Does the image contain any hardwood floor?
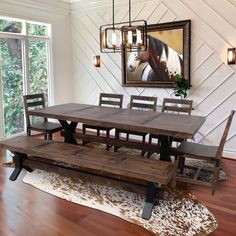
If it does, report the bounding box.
[0,135,236,236]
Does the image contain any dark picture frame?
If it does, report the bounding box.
[122,20,191,88]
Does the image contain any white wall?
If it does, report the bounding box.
[70,0,236,159]
[0,0,73,105]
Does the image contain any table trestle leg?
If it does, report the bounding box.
[59,120,78,144]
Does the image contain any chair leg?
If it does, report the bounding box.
[27,128,31,136]
[48,132,52,140]
[147,135,153,158]
[82,125,86,146]
[171,156,180,188]
[179,156,185,174]
[106,130,110,151]
[44,132,47,140]
[212,160,220,195]
[114,130,119,152]
[141,135,146,157]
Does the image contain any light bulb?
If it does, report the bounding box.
[112,31,117,47]
[136,29,142,45]
[228,50,233,63]
[128,30,132,45]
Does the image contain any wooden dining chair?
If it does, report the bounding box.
[176,110,235,195]
[82,93,123,150]
[114,95,157,156]
[147,98,193,158]
[23,93,63,140]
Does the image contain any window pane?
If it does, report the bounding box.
[29,40,49,103]
[0,37,24,136]
[27,23,47,37]
[0,19,22,34]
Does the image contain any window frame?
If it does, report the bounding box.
[0,16,53,137]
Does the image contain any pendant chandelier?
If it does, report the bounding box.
[100,0,147,53]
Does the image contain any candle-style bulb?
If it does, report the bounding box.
[128,30,132,45]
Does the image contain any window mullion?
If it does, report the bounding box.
[22,37,30,95]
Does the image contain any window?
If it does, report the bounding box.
[0,16,51,136]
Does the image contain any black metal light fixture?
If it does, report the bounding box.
[100,0,147,53]
[227,48,236,64]
[121,0,147,52]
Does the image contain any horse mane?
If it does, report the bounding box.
[148,35,169,59]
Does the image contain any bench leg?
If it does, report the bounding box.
[141,182,156,220]
[9,153,26,181]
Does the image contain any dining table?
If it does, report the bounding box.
[27,103,206,161]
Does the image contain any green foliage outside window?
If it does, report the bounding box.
[0,19,49,136]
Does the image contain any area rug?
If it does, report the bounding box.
[22,168,218,236]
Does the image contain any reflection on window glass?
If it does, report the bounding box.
[27,23,47,36]
[0,19,22,33]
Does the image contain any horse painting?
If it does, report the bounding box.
[126,35,183,82]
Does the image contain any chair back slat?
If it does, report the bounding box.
[99,93,123,108]
[23,93,47,127]
[216,110,235,159]
[27,101,45,108]
[162,98,193,115]
[130,95,157,111]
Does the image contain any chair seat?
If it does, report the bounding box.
[30,121,63,132]
[176,141,218,160]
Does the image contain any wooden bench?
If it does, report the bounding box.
[0,136,178,220]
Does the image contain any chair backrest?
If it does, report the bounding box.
[216,110,235,159]
[99,93,123,108]
[130,95,157,111]
[23,93,46,127]
[162,98,193,115]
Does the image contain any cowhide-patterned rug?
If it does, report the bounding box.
[22,167,218,236]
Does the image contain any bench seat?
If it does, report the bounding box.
[0,135,177,220]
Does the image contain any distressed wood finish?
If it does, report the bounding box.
[114,95,157,156]
[99,93,123,107]
[161,98,193,114]
[27,103,205,139]
[0,136,175,186]
[27,103,205,161]
[148,98,193,158]
[23,93,63,140]
[1,133,236,236]
[82,93,123,150]
[0,135,177,219]
[176,110,235,194]
[130,95,157,111]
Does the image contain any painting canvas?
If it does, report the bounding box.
[122,20,191,87]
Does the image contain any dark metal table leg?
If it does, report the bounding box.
[59,120,78,144]
[141,182,156,220]
[158,135,171,162]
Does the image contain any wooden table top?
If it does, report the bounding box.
[28,103,206,139]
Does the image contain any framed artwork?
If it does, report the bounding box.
[122,20,191,88]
